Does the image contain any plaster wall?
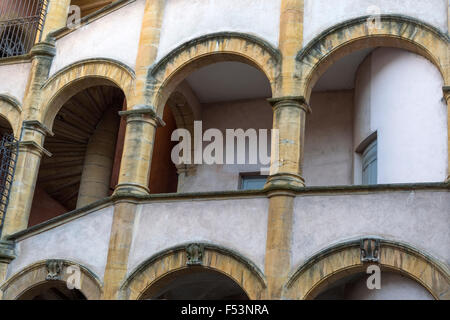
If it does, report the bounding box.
[303,0,448,45]
[291,190,450,269]
[178,98,273,193]
[304,90,354,186]
[49,0,145,76]
[354,48,447,184]
[0,62,31,103]
[156,0,282,60]
[6,206,114,281]
[127,197,269,274]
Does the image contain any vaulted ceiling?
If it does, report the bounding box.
[37,85,123,211]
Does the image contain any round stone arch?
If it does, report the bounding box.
[0,94,22,138]
[39,58,136,130]
[147,32,281,117]
[0,259,103,300]
[285,238,450,300]
[119,243,267,300]
[295,14,449,100]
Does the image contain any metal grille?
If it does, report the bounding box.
[0,0,48,58]
[0,133,19,236]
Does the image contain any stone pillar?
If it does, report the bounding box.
[0,240,15,299]
[76,109,120,208]
[130,0,166,108]
[1,122,52,238]
[114,109,164,195]
[41,0,71,40]
[263,190,295,299]
[444,86,450,182]
[102,201,138,299]
[266,97,310,189]
[262,0,305,300]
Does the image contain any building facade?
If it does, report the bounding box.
[0,0,449,300]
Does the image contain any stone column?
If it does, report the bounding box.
[1,122,52,238]
[41,0,71,40]
[76,109,120,208]
[444,86,450,182]
[266,97,310,189]
[102,200,138,299]
[0,240,15,298]
[114,109,164,195]
[262,0,305,300]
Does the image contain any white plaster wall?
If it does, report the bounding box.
[303,0,448,44]
[0,62,31,103]
[127,198,269,274]
[304,90,354,186]
[7,207,114,281]
[354,48,447,184]
[49,0,145,76]
[156,0,282,60]
[291,190,450,269]
[345,273,434,300]
[179,98,273,193]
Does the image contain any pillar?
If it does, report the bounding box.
[41,0,71,40]
[102,0,167,300]
[102,201,138,299]
[263,0,305,300]
[76,109,120,208]
[0,240,15,299]
[114,110,163,195]
[266,97,309,189]
[1,122,52,238]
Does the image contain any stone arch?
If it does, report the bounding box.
[120,243,267,300]
[285,238,450,300]
[147,32,281,117]
[39,58,135,129]
[295,15,449,100]
[0,259,103,300]
[0,94,22,137]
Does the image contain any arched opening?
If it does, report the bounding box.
[313,270,434,300]
[0,114,13,137]
[29,83,126,226]
[303,46,447,186]
[140,267,249,300]
[152,59,274,193]
[16,280,87,300]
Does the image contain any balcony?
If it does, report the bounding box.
[0,0,48,59]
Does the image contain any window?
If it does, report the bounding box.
[240,174,268,190]
[362,140,377,185]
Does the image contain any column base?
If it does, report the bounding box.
[264,173,305,190]
[113,183,150,196]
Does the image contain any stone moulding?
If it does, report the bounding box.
[297,14,449,62]
[295,14,450,99]
[286,237,450,300]
[0,241,16,264]
[5,182,449,243]
[0,259,103,300]
[149,31,282,78]
[0,95,22,113]
[119,242,267,300]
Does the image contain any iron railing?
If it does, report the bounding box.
[0,0,48,58]
[0,133,19,236]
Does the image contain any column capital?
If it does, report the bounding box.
[267,96,312,113]
[0,241,15,263]
[18,141,52,157]
[119,105,166,127]
[23,120,54,137]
